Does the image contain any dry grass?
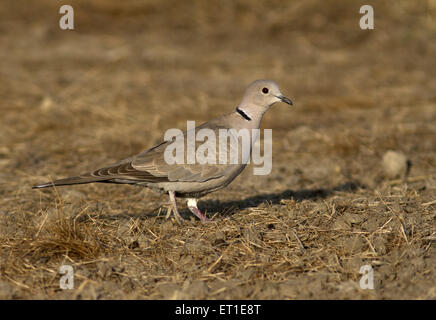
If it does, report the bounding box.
[0,0,435,299]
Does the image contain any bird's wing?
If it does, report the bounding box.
[131,121,244,182]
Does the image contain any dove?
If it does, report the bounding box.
[33,80,293,223]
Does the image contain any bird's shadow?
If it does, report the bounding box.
[202,181,359,216]
[95,181,360,221]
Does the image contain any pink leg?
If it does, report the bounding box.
[188,206,209,222]
[187,198,209,222]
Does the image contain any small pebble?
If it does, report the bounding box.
[382,150,409,179]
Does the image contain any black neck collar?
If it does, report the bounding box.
[236,107,251,121]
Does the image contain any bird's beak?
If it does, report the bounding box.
[278,95,293,106]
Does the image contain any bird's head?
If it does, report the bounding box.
[240,80,293,110]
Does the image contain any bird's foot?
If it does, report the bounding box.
[164,205,172,219]
[165,206,184,224]
[166,191,184,224]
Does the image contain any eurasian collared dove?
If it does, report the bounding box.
[33,80,293,223]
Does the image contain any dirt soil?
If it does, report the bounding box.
[0,0,435,299]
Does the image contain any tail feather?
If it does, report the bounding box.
[32,161,169,189]
[32,175,109,189]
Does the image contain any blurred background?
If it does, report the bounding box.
[0,0,435,299]
[1,0,435,173]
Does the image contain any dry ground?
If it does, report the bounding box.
[0,0,435,299]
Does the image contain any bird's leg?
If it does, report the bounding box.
[164,205,173,219]
[187,198,209,222]
[166,191,184,224]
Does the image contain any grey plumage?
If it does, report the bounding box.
[33,80,293,222]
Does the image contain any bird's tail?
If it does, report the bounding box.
[32,175,109,189]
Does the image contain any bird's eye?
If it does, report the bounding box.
[262,87,269,94]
